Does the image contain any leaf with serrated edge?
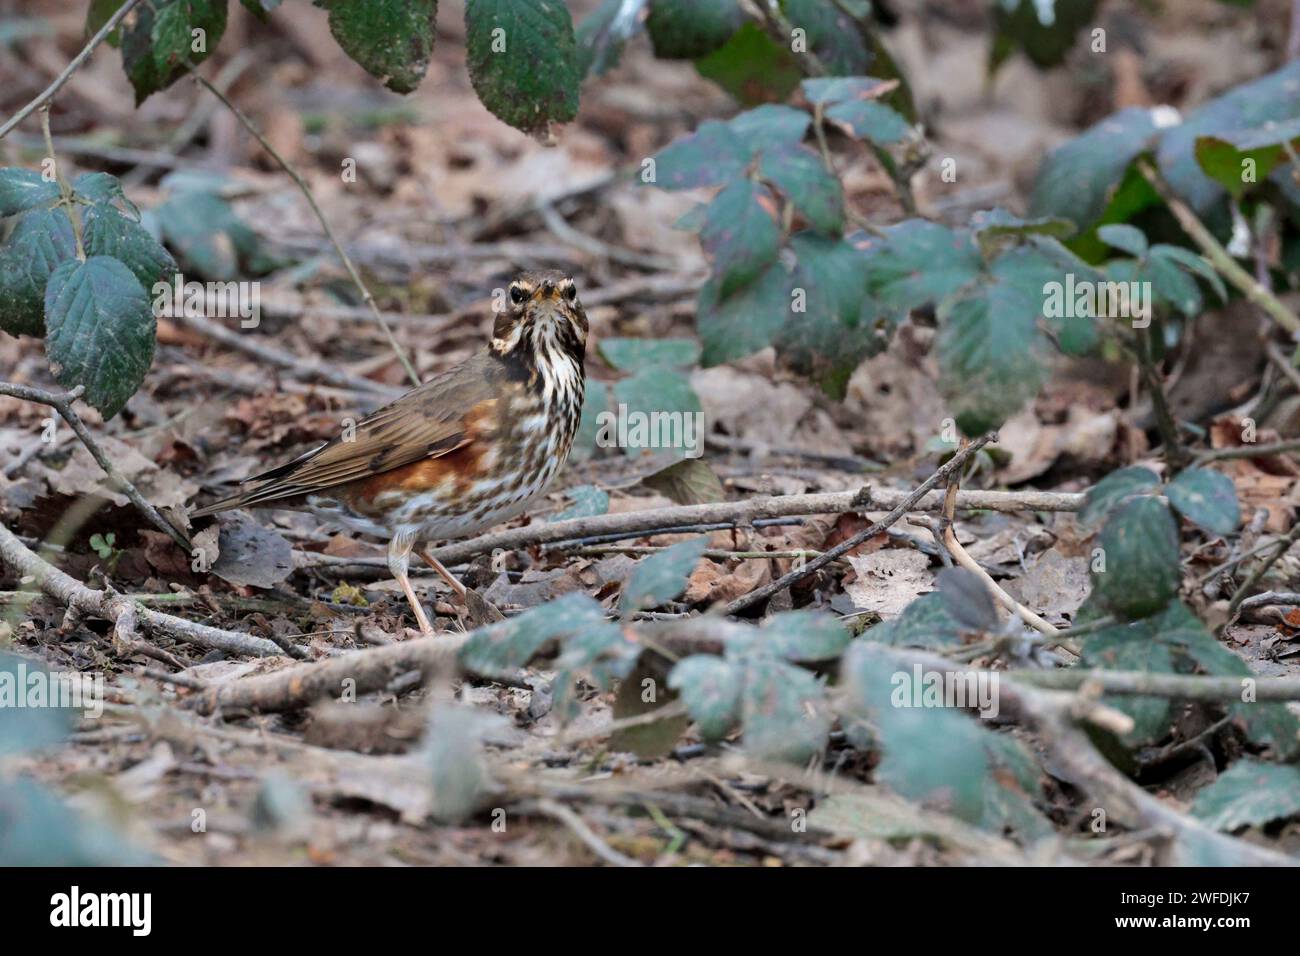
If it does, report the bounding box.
[43,256,155,419]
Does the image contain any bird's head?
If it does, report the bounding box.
[490,270,588,363]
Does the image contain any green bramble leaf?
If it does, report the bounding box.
[599,337,700,371]
[1191,761,1300,832]
[315,0,436,94]
[0,778,148,865]
[81,203,177,295]
[120,0,228,104]
[1090,496,1180,620]
[667,655,742,742]
[777,233,873,398]
[1097,223,1149,258]
[571,379,608,461]
[649,120,750,190]
[970,208,1076,259]
[990,0,1099,74]
[824,98,909,145]
[755,610,852,663]
[800,76,892,105]
[783,0,871,76]
[550,483,609,521]
[862,220,983,317]
[862,592,967,649]
[1081,628,1175,746]
[644,0,743,60]
[699,179,781,298]
[728,104,811,152]
[740,655,831,762]
[843,643,988,823]
[759,143,844,235]
[459,592,609,676]
[465,0,580,136]
[609,366,702,460]
[696,259,794,366]
[43,256,155,420]
[1150,245,1226,303]
[936,274,1046,436]
[0,167,60,218]
[1159,61,1300,214]
[1166,467,1240,537]
[0,208,77,337]
[620,537,708,613]
[694,22,801,106]
[0,651,79,756]
[1029,106,1160,231]
[1079,465,1162,528]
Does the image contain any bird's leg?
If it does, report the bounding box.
[388,531,435,636]
[417,547,468,601]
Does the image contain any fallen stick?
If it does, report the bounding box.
[192,631,468,715]
[725,433,999,614]
[0,523,288,658]
[427,483,1083,568]
[892,647,1297,866]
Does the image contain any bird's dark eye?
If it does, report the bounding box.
[564,284,577,302]
[509,285,527,305]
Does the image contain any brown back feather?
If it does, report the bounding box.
[191,350,508,516]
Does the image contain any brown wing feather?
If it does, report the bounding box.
[192,350,504,516]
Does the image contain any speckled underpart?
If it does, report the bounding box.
[192,268,588,556]
[305,310,585,544]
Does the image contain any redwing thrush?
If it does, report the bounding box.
[191,270,588,636]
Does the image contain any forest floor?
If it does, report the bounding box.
[2,0,1299,866]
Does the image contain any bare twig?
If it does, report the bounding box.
[0,381,191,550]
[1139,159,1300,336]
[171,309,402,399]
[1012,667,1300,701]
[0,523,290,658]
[1225,521,1300,624]
[1134,327,1190,469]
[0,0,141,141]
[1266,341,1300,395]
[182,65,422,388]
[724,433,998,614]
[1196,436,1300,463]
[192,631,468,715]
[427,480,1082,569]
[1239,590,1300,612]
[535,201,683,272]
[921,444,1069,646]
[529,798,644,867]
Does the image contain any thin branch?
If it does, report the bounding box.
[924,484,1072,647]
[0,523,290,658]
[529,799,644,867]
[0,381,191,550]
[192,630,468,714]
[1138,159,1300,336]
[1225,520,1300,624]
[171,309,402,399]
[182,64,422,388]
[724,433,998,615]
[1266,340,1300,394]
[427,479,1082,569]
[0,0,141,141]
[1134,326,1190,469]
[1196,436,1300,463]
[1012,666,1300,701]
[39,107,84,260]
